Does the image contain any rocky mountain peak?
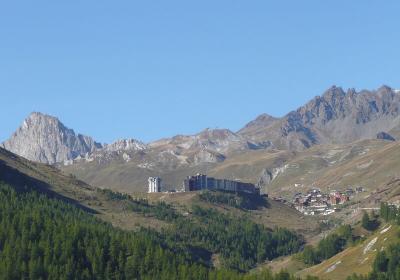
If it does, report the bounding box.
[239,114,277,130]
[103,139,147,152]
[322,85,346,97]
[239,85,400,150]
[238,114,278,137]
[2,112,102,164]
[377,85,393,93]
[198,128,238,141]
[253,113,277,123]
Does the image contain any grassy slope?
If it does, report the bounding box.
[211,139,400,217]
[144,191,319,239]
[60,139,400,237]
[297,224,399,280]
[1,147,318,236]
[212,139,395,195]
[7,146,400,278]
[0,147,168,231]
[62,139,400,209]
[63,157,218,193]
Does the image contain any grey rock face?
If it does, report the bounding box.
[2,112,102,164]
[192,149,226,164]
[103,139,147,152]
[150,128,265,155]
[240,85,400,150]
[5,85,400,168]
[258,169,273,186]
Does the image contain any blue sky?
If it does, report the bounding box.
[1,1,399,144]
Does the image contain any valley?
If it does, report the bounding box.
[3,1,400,278]
[2,85,400,279]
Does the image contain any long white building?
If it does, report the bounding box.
[148,177,162,193]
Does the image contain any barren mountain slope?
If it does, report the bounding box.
[209,139,400,203]
[239,86,400,150]
[2,112,102,164]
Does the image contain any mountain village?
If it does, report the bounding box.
[148,173,369,217]
[270,186,368,215]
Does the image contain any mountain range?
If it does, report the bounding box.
[2,88,400,280]
[2,85,400,192]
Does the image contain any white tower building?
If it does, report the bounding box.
[148,177,162,193]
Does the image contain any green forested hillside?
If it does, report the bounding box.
[0,182,201,279]
[95,188,304,272]
[297,203,400,280]
[0,182,319,280]
[345,204,400,280]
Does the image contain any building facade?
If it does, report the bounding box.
[183,174,207,191]
[148,177,162,193]
[183,173,259,194]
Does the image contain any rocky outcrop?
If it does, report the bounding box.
[103,139,147,152]
[240,85,400,150]
[148,128,268,166]
[192,149,226,164]
[2,112,102,164]
[73,138,148,165]
[5,85,400,168]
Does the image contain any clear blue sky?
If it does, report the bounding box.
[1,1,399,144]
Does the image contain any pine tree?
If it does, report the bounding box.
[362,212,371,230]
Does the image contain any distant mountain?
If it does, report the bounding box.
[103,139,147,152]
[149,128,268,165]
[4,85,400,192]
[5,113,261,166]
[239,85,400,149]
[61,128,269,192]
[238,113,279,136]
[2,112,102,164]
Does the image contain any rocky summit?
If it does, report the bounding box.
[2,85,400,180]
[1,112,102,164]
[239,85,400,150]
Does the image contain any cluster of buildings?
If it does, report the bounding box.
[148,174,260,195]
[292,188,352,216]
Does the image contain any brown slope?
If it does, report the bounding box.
[207,139,400,202]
